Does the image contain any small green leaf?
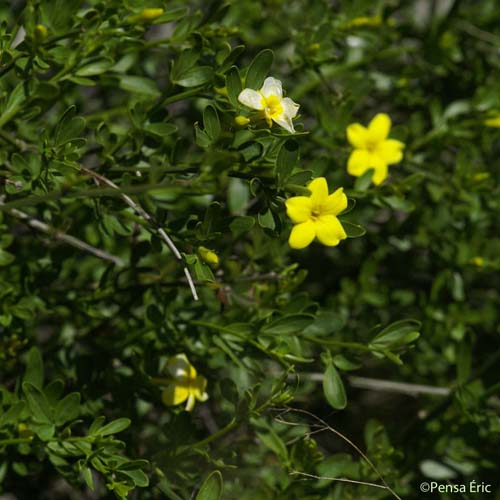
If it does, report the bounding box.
[203,105,221,142]
[144,123,178,137]
[0,401,26,427]
[276,139,299,186]
[0,249,15,266]
[76,59,113,76]
[55,393,81,426]
[174,66,214,87]
[323,362,347,410]
[24,347,44,389]
[98,418,131,436]
[342,221,366,238]
[354,169,374,191]
[193,258,215,282]
[196,471,223,500]
[119,76,161,97]
[82,467,95,491]
[23,382,53,424]
[219,45,245,73]
[229,216,255,237]
[0,83,25,127]
[370,319,421,350]
[227,178,250,215]
[262,314,314,335]
[170,49,200,83]
[256,428,288,460]
[245,49,273,89]
[53,106,86,146]
[226,66,242,107]
[118,468,149,487]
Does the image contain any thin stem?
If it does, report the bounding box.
[176,418,238,454]
[81,167,198,300]
[0,437,32,446]
[303,336,373,352]
[1,199,124,266]
[296,373,450,397]
[191,320,290,368]
[277,407,402,500]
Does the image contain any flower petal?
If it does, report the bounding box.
[323,188,348,216]
[285,196,312,223]
[185,393,196,412]
[289,221,316,249]
[260,77,283,98]
[273,114,295,133]
[238,89,264,110]
[308,177,329,205]
[347,149,372,176]
[371,160,389,185]
[315,215,347,246]
[166,354,196,379]
[377,139,404,164]
[346,123,369,148]
[367,113,391,142]
[192,376,209,402]
[162,382,189,406]
[281,97,299,118]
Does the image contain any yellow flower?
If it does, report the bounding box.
[346,113,405,185]
[198,246,219,266]
[238,77,299,133]
[160,354,208,412]
[285,177,348,249]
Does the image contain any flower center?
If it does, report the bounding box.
[263,94,283,119]
[311,207,321,220]
[366,140,378,152]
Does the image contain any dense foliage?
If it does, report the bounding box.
[1,0,499,498]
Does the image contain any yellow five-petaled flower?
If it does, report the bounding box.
[160,354,208,412]
[285,177,348,249]
[346,113,405,185]
[238,77,300,133]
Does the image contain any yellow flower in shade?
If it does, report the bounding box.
[160,354,208,412]
[238,77,300,133]
[285,177,348,249]
[346,113,405,185]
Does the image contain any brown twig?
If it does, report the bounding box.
[80,166,198,300]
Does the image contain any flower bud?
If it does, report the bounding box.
[129,8,164,24]
[198,246,219,266]
[35,24,48,41]
[234,115,250,126]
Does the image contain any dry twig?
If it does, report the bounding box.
[80,166,198,300]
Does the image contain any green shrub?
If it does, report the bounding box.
[1,0,499,498]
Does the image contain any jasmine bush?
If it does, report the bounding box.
[1,0,499,499]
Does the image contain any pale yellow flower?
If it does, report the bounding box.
[238,77,299,133]
[285,177,348,249]
[160,354,208,412]
[346,113,405,185]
